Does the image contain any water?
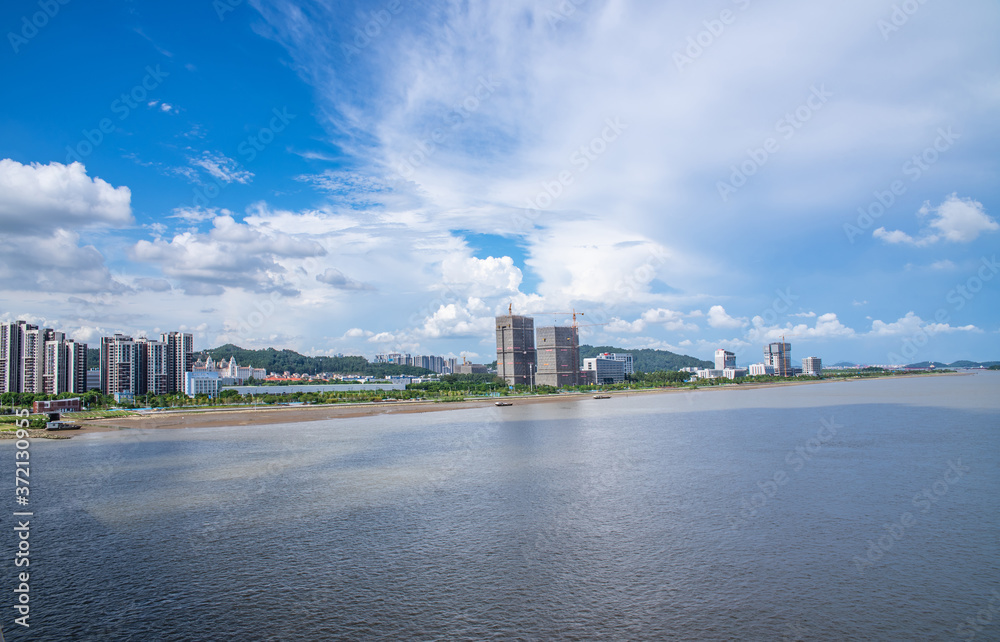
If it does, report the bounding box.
[2,373,998,640]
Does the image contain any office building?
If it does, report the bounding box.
[598,352,634,375]
[802,356,822,376]
[715,349,736,371]
[695,369,725,379]
[723,367,748,380]
[764,342,792,377]
[582,356,625,385]
[184,371,220,398]
[496,314,536,386]
[536,326,579,387]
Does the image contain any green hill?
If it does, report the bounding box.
[200,344,431,377]
[579,345,712,372]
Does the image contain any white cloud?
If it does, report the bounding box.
[791,311,817,318]
[930,259,955,270]
[749,312,855,341]
[441,255,522,295]
[874,194,998,246]
[190,152,254,184]
[640,308,699,332]
[342,328,374,339]
[419,297,493,339]
[706,305,746,329]
[0,159,132,235]
[868,312,980,336]
[131,215,326,295]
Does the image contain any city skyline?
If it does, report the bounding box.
[1,1,998,365]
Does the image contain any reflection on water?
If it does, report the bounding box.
[3,373,998,640]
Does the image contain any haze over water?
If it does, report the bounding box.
[4,373,999,640]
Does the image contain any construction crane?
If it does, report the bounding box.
[533,309,585,329]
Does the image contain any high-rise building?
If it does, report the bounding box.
[67,340,88,393]
[536,326,579,387]
[802,356,822,376]
[138,338,169,396]
[715,349,736,370]
[21,326,47,394]
[1,321,29,393]
[162,332,194,394]
[495,314,536,386]
[764,342,792,377]
[42,332,67,395]
[101,334,140,395]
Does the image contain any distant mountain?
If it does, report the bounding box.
[831,361,858,367]
[579,345,712,371]
[200,344,431,377]
[905,361,951,369]
[906,360,999,369]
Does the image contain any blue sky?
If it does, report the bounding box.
[1,0,998,366]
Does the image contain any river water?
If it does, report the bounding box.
[3,372,998,640]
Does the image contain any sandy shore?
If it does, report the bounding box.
[67,372,964,437]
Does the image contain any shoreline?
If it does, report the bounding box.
[60,372,965,437]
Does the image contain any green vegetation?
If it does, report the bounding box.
[578,345,712,371]
[199,344,432,377]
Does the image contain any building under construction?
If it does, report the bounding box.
[764,342,792,377]
[495,314,536,386]
[535,326,580,387]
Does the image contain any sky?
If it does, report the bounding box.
[1,0,998,366]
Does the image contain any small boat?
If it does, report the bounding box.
[593,395,611,399]
[494,401,513,406]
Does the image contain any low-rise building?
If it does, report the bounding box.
[695,369,725,379]
[582,356,626,384]
[723,367,748,380]
[184,371,220,398]
[748,363,776,376]
[33,398,82,413]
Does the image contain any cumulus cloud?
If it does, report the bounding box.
[0,229,128,294]
[868,312,979,336]
[874,194,998,246]
[441,255,522,295]
[640,308,699,332]
[419,297,493,339]
[0,159,132,235]
[131,215,326,295]
[706,305,746,329]
[749,312,855,341]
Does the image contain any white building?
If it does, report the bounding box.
[185,371,220,398]
[695,369,725,379]
[723,367,748,380]
[748,363,776,376]
[715,349,736,371]
[802,357,822,376]
[582,357,626,384]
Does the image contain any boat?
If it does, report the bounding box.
[593,395,611,399]
[494,401,513,406]
[45,421,81,431]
